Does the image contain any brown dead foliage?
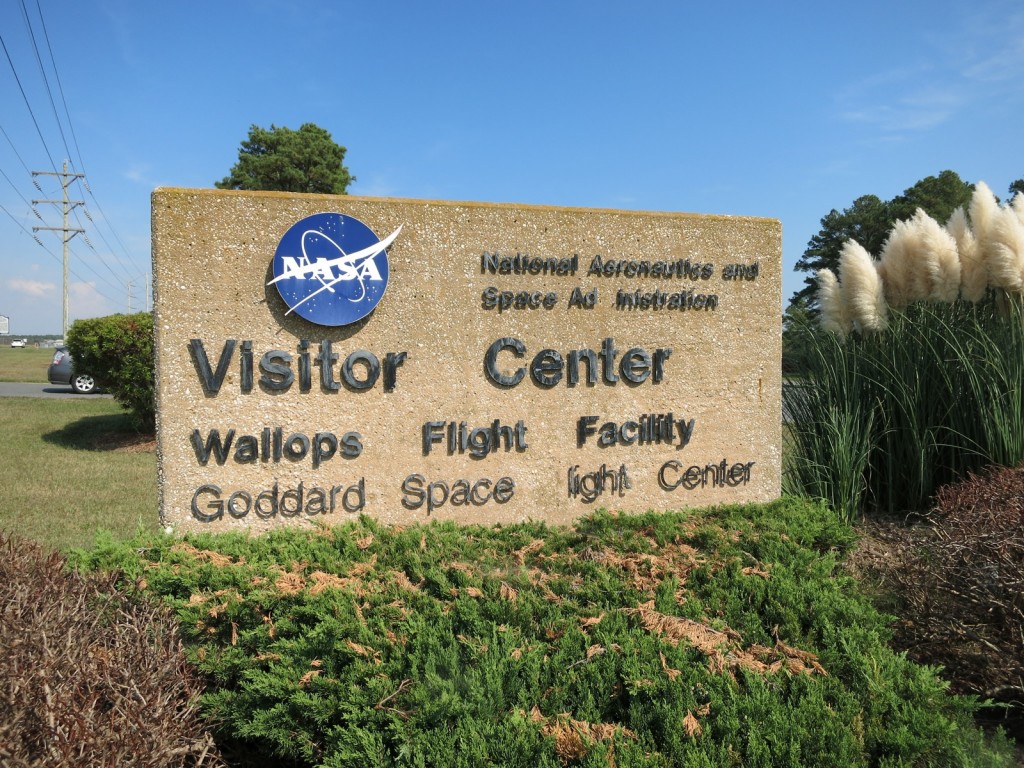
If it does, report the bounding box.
[266,566,373,598]
[628,603,736,655]
[387,570,424,593]
[526,706,636,765]
[349,554,378,577]
[0,531,222,767]
[682,703,711,738]
[575,541,705,599]
[627,602,826,678]
[171,542,237,569]
[883,464,1024,707]
[274,570,306,595]
[659,652,681,681]
[514,539,546,564]
[682,711,702,738]
[742,565,771,579]
[500,581,519,602]
[585,644,606,660]
[308,570,352,595]
[345,640,382,664]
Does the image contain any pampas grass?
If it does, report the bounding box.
[1012,192,1024,225]
[913,209,961,302]
[791,180,1024,518]
[838,240,887,332]
[878,218,919,309]
[816,268,850,336]
[825,182,1024,313]
[987,204,1024,293]
[970,181,1009,289]
[969,181,1000,246]
[947,207,985,302]
[787,298,1024,517]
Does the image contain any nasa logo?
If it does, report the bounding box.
[268,213,402,327]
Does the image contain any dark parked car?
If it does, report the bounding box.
[48,347,98,393]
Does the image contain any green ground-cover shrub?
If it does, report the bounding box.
[74,499,1014,767]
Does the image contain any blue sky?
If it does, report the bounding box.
[1,0,1022,334]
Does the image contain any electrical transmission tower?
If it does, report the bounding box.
[33,161,85,338]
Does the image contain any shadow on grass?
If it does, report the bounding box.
[43,413,156,453]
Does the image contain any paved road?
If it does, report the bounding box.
[0,382,111,399]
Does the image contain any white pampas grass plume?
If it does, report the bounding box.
[909,208,960,302]
[970,181,1000,240]
[970,181,1002,286]
[878,218,918,309]
[817,268,851,336]
[1012,192,1024,226]
[947,207,985,302]
[987,204,1024,293]
[839,240,888,331]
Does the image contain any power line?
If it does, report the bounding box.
[77,180,146,283]
[72,187,146,283]
[29,0,144,283]
[4,8,146,291]
[33,0,84,171]
[0,32,58,174]
[19,0,73,164]
[2,5,150,323]
[0,162,35,209]
[0,122,33,176]
[0,199,120,305]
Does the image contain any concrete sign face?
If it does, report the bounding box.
[153,189,782,533]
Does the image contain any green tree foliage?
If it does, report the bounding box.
[792,194,891,312]
[66,312,155,430]
[781,303,817,375]
[791,170,973,312]
[888,168,974,223]
[215,123,354,195]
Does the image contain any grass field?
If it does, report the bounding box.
[0,346,54,382]
[0,396,157,550]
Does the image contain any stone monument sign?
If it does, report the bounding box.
[153,189,781,533]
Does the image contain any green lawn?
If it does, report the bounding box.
[0,346,54,382]
[0,397,158,550]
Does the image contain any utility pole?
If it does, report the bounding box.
[127,279,134,313]
[33,161,84,339]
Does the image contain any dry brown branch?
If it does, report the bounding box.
[886,464,1024,707]
[0,532,224,767]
